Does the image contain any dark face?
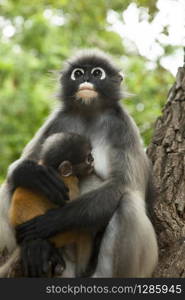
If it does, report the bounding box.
[72,145,94,178]
[60,51,123,110]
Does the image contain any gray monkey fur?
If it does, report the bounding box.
[0,49,158,277]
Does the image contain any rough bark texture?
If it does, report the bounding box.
[147,66,185,277]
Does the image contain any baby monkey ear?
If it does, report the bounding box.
[58,161,73,177]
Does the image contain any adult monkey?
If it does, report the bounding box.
[0,49,158,277]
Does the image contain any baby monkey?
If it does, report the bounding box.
[0,132,94,277]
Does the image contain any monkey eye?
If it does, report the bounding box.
[86,153,94,164]
[91,67,106,80]
[71,68,84,80]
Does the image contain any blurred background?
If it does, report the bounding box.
[0,0,185,182]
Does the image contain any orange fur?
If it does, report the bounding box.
[9,188,55,226]
[9,175,92,257]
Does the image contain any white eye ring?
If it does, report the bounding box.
[91,67,106,80]
[71,68,84,80]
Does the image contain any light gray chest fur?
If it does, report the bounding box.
[63,114,111,180]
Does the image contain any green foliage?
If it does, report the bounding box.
[124,57,173,145]
[0,0,175,181]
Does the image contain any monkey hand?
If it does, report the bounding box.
[10,159,69,206]
[21,239,65,277]
[16,208,63,243]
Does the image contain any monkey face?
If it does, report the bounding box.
[60,50,123,109]
[73,150,94,178]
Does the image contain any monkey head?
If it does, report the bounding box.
[60,49,123,110]
[40,133,94,179]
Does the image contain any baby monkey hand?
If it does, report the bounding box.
[10,160,69,206]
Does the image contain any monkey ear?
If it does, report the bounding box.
[58,161,73,177]
[118,72,124,82]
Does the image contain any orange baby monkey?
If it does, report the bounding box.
[1,133,94,277]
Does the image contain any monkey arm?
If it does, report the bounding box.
[4,109,66,203]
[16,180,122,243]
[10,179,88,248]
[10,160,69,206]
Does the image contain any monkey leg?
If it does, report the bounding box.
[76,234,93,277]
[50,232,93,277]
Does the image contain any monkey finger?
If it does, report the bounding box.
[21,256,29,277]
[17,232,37,244]
[49,251,66,276]
[43,173,69,202]
[16,224,35,240]
[39,241,64,277]
[53,264,64,277]
[21,242,36,277]
[16,223,37,243]
[22,240,49,277]
[21,245,29,277]
[32,242,43,277]
[42,259,51,276]
[41,243,53,275]
[47,167,69,194]
[37,176,67,206]
[33,173,68,206]
[38,165,68,194]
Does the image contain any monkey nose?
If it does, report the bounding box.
[83,74,90,82]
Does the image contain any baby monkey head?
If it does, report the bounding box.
[40,133,94,179]
[60,49,123,110]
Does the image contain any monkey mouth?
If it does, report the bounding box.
[77,89,98,98]
[76,82,98,102]
[79,82,95,91]
[79,86,94,91]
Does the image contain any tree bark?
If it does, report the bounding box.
[147,66,185,277]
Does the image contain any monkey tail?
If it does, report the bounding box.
[0,247,20,278]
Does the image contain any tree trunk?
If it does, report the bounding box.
[147,66,185,277]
